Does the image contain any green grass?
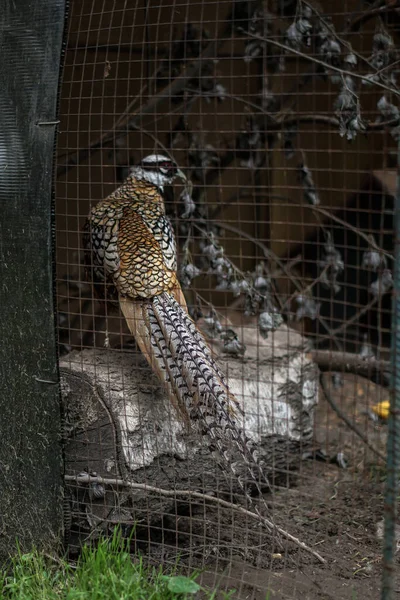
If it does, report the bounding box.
[0,532,232,599]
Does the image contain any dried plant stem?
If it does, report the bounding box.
[302,0,396,89]
[240,29,399,96]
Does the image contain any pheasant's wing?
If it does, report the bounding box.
[83,203,123,303]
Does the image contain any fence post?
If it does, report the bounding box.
[0,0,67,562]
[381,143,400,599]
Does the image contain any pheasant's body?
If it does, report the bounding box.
[84,155,272,521]
[84,177,178,299]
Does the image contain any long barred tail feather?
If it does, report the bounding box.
[149,293,273,499]
[120,291,273,526]
[119,295,192,428]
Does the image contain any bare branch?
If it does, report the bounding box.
[348,0,400,32]
[319,373,386,463]
[326,297,379,339]
[275,195,393,262]
[311,349,390,381]
[276,114,400,133]
[65,474,326,564]
[57,22,232,177]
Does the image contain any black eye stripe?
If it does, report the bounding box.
[142,160,175,171]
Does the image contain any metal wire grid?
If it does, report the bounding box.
[56,1,398,598]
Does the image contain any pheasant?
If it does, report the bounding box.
[83,154,272,509]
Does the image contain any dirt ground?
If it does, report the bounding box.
[134,373,398,599]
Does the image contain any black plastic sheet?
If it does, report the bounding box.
[0,0,67,561]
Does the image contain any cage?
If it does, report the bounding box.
[1,0,400,598]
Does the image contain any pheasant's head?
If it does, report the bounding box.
[131,154,186,190]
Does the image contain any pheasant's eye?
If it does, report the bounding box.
[159,161,174,170]
[159,161,176,176]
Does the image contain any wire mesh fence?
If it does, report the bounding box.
[56,1,399,598]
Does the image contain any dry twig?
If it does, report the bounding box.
[65,473,326,564]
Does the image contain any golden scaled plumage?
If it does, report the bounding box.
[117,209,176,298]
[83,175,184,304]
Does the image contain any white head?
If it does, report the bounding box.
[130,154,186,190]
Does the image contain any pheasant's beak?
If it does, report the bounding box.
[175,168,187,182]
